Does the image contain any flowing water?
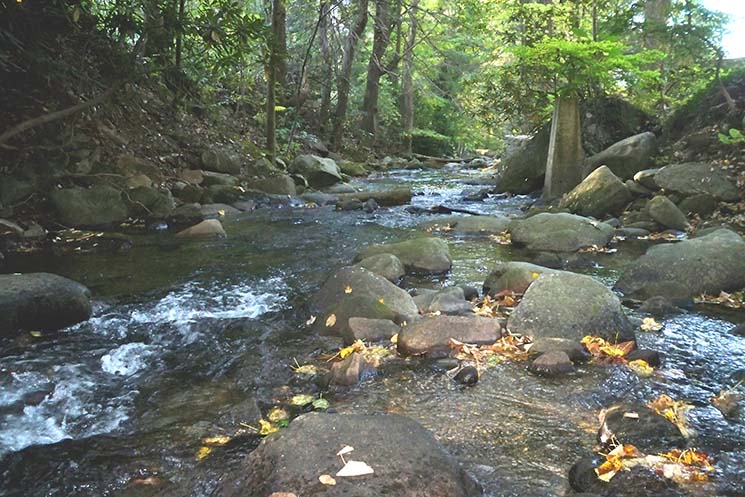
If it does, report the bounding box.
[1,165,743,497]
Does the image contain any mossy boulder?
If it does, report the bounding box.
[49,185,129,227]
[560,166,631,218]
[509,213,615,252]
[355,237,452,274]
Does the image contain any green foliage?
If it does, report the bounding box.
[719,128,745,145]
[410,128,453,156]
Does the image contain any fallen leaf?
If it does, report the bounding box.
[378,298,385,304]
[195,446,212,461]
[319,474,337,485]
[325,314,337,327]
[623,411,640,419]
[217,209,226,217]
[344,286,353,294]
[336,460,374,477]
[203,435,231,446]
[268,406,289,422]
[647,394,693,437]
[306,315,317,326]
[290,394,315,406]
[312,397,330,410]
[628,359,654,377]
[337,445,354,456]
[29,331,42,338]
[258,419,279,436]
[641,317,663,332]
[390,333,398,344]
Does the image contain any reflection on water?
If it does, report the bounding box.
[1,165,743,497]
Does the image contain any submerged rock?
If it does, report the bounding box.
[214,412,482,497]
[175,219,227,238]
[509,213,614,252]
[615,229,745,300]
[599,405,686,453]
[397,315,501,357]
[355,237,452,274]
[508,272,635,343]
[0,273,92,337]
[420,215,511,234]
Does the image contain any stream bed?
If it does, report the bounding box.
[1,165,744,497]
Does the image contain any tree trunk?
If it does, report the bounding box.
[644,0,671,110]
[319,0,333,134]
[266,0,285,160]
[332,0,369,151]
[276,0,288,92]
[173,0,185,106]
[543,96,584,199]
[401,0,419,155]
[360,0,392,142]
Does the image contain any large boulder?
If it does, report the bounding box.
[583,132,657,180]
[482,261,559,296]
[397,315,501,356]
[355,238,452,275]
[308,266,419,324]
[354,253,405,282]
[214,412,481,497]
[247,174,297,196]
[201,147,241,175]
[614,229,745,300]
[0,273,92,337]
[49,185,129,227]
[291,155,343,187]
[507,271,635,343]
[509,213,615,252]
[127,186,175,219]
[654,162,740,202]
[496,125,550,194]
[560,166,632,218]
[646,195,689,231]
[420,215,511,235]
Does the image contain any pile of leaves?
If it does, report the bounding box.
[449,335,532,370]
[472,291,522,318]
[581,336,655,377]
[694,290,745,309]
[489,231,512,245]
[595,443,714,484]
[647,394,694,437]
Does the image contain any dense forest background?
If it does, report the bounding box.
[1,0,742,164]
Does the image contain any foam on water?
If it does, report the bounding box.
[0,276,288,457]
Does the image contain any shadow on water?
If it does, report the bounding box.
[1,165,744,497]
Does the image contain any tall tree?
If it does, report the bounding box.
[360,0,392,141]
[318,0,333,133]
[401,0,419,154]
[266,0,286,160]
[332,0,369,151]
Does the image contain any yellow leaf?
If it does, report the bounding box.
[319,474,336,485]
[344,286,353,294]
[29,331,42,337]
[378,298,385,304]
[390,333,398,344]
[268,407,289,422]
[290,394,314,406]
[531,272,540,279]
[218,209,226,217]
[203,435,231,446]
[641,317,663,332]
[259,419,278,436]
[628,359,654,377]
[325,314,337,327]
[195,446,212,461]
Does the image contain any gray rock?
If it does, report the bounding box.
[204,185,245,204]
[528,351,574,376]
[355,237,452,274]
[600,405,686,453]
[246,174,296,196]
[314,296,401,339]
[508,272,635,343]
[49,185,129,227]
[201,147,241,175]
[454,366,479,386]
[178,169,204,185]
[127,186,175,219]
[560,166,632,218]
[362,198,378,213]
[483,261,559,296]
[175,219,226,238]
[615,229,745,300]
[344,317,400,344]
[646,195,689,231]
[420,215,511,235]
[0,273,92,337]
[509,213,615,252]
[625,179,654,198]
[639,296,679,317]
[336,198,363,211]
[290,154,342,187]
[633,168,661,190]
[584,132,656,180]
[496,125,550,194]
[616,227,650,238]
[336,188,413,207]
[173,183,204,203]
[308,266,419,324]
[677,193,717,217]
[528,337,589,363]
[397,315,501,357]
[169,203,203,225]
[201,171,240,187]
[337,160,368,177]
[330,352,373,386]
[354,253,405,282]
[654,162,739,201]
[414,287,472,315]
[213,412,481,497]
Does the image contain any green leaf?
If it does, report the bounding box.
[312,398,330,410]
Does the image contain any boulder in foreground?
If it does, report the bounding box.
[0,273,92,337]
[214,412,482,497]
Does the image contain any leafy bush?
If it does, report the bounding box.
[410,129,453,156]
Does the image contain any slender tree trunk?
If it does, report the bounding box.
[360,0,392,142]
[173,0,185,106]
[276,0,288,92]
[401,0,419,155]
[266,0,285,160]
[319,0,333,134]
[644,0,671,111]
[332,0,369,151]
